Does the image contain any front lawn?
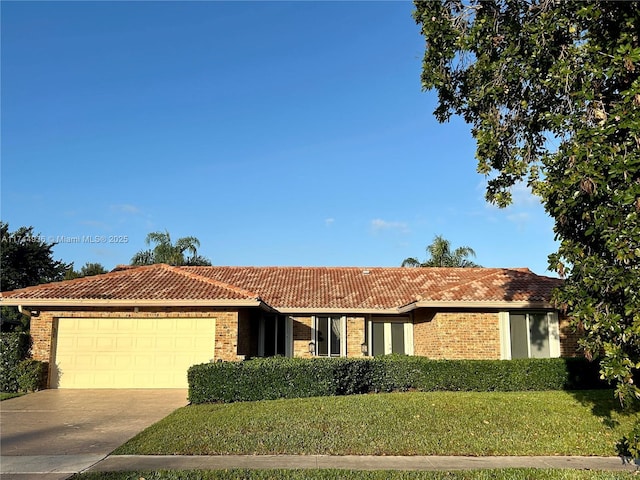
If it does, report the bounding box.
[72,469,638,480]
[0,392,23,401]
[114,390,638,456]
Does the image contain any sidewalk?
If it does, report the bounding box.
[2,454,638,477]
[90,454,640,472]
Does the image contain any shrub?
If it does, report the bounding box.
[188,357,337,404]
[16,359,48,392]
[188,356,607,404]
[617,419,640,460]
[0,332,31,392]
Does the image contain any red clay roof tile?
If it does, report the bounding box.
[0,264,259,301]
[0,265,561,310]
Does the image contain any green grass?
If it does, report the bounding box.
[71,469,638,480]
[0,392,23,401]
[114,390,638,456]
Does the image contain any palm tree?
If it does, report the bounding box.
[401,235,479,268]
[131,231,211,266]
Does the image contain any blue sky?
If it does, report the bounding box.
[1,1,558,276]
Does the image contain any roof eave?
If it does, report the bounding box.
[397,300,554,313]
[0,298,266,309]
[275,307,403,315]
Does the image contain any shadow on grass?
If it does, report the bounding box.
[499,269,639,430]
[568,389,640,429]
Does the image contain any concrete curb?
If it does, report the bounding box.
[87,455,640,473]
[2,454,638,477]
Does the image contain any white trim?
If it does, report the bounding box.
[3,300,553,313]
[499,311,511,360]
[548,311,561,358]
[383,323,392,354]
[502,311,561,359]
[2,298,266,308]
[312,315,346,357]
[311,316,317,355]
[368,317,413,356]
[340,316,347,357]
[525,315,533,358]
[279,307,402,315]
[398,300,553,313]
[404,321,414,356]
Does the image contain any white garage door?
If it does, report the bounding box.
[52,317,216,388]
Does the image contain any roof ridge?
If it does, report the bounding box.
[163,265,260,300]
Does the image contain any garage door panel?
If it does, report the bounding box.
[53,317,216,388]
[97,318,117,329]
[116,337,134,349]
[156,320,178,331]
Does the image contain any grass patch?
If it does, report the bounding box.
[114,390,638,456]
[71,470,638,480]
[0,392,23,401]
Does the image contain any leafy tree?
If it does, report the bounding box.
[402,235,479,267]
[64,262,108,280]
[1,222,69,331]
[131,231,211,266]
[1,223,69,291]
[413,1,640,402]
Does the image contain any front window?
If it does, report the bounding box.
[314,316,345,357]
[259,315,291,357]
[501,312,559,359]
[368,317,413,356]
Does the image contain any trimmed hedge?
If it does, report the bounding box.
[17,359,48,392]
[0,332,31,392]
[188,356,607,404]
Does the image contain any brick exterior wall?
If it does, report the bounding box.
[559,314,582,357]
[291,316,313,358]
[29,307,244,376]
[30,306,581,388]
[346,316,366,357]
[30,311,56,363]
[413,309,502,360]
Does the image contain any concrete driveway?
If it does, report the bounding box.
[1,389,188,479]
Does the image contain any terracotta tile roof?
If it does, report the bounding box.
[0,265,561,310]
[183,266,561,309]
[0,264,260,302]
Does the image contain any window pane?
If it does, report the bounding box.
[391,323,405,354]
[317,316,328,356]
[372,322,385,356]
[529,313,550,358]
[330,317,341,356]
[510,314,529,359]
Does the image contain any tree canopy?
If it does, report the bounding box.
[64,262,108,280]
[1,222,69,331]
[413,1,640,402]
[402,235,479,267]
[131,231,211,266]
[1,222,68,291]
